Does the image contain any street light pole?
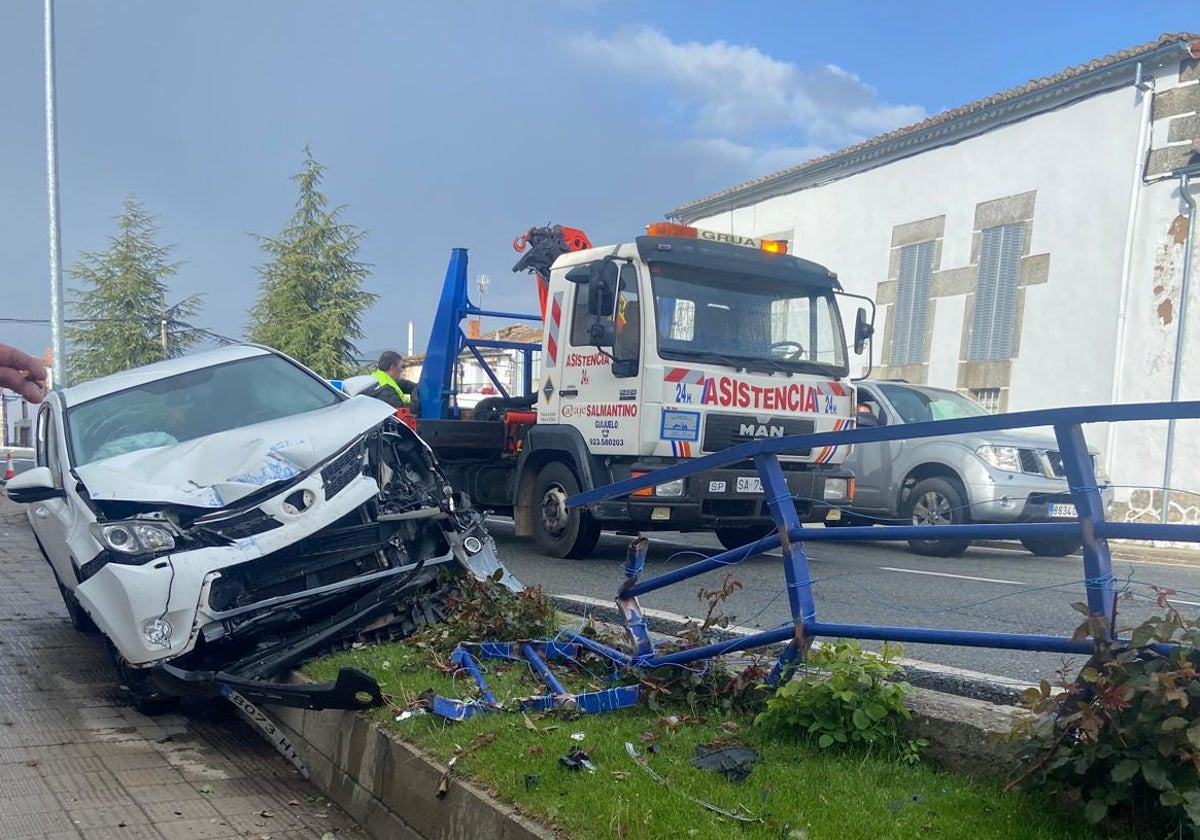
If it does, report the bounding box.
[44,0,67,388]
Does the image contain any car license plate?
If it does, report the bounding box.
[1050,503,1077,518]
[736,476,763,494]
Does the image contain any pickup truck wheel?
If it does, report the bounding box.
[903,477,971,557]
[1020,536,1082,557]
[532,462,601,559]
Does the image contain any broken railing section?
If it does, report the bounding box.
[429,642,640,721]
[426,400,1200,721]
[426,535,803,722]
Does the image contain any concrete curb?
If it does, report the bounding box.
[271,702,556,840]
[903,688,1020,777]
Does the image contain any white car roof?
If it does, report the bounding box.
[59,344,275,407]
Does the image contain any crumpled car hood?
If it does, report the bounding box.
[75,396,397,508]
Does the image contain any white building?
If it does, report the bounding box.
[671,33,1200,523]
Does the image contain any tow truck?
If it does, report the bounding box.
[404,223,875,558]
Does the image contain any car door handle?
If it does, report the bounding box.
[34,507,48,519]
[560,388,579,398]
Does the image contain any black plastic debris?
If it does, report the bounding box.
[524,773,540,790]
[691,742,761,783]
[559,748,596,773]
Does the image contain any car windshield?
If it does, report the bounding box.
[66,354,342,466]
[877,383,990,423]
[650,264,847,376]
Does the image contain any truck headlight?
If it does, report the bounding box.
[655,479,686,498]
[823,478,849,501]
[91,520,177,555]
[976,445,1022,473]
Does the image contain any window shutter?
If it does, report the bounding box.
[970,223,1024,360]
[891,240,934,365]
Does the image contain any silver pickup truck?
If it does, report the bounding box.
[841,380,1111,557]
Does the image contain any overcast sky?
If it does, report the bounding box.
[1,1,1192,372]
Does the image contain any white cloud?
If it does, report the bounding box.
[566,26,926,154]
[682,137,830,180]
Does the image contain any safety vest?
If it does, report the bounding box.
[372,369,411,404]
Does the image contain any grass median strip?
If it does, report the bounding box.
[306,639,1115,840]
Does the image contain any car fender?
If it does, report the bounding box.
[891,438,978,510]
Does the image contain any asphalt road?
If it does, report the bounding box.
[489,519,1200,685]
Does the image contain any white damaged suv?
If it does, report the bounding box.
[843,380,1111,557]
[6,345,515,713]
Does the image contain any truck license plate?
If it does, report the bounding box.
[736,476,763,494]
[1050,503,1077,518]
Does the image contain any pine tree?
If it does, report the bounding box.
[66,196,204,383]
[247,147,377,378]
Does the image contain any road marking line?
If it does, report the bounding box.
[879,567,1025,586]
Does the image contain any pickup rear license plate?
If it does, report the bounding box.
[1050,503,1077,519]
[736,477,763,494]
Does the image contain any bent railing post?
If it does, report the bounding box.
[754,452,816,625]
[1054,421,1117,638]
[755,452,816,681]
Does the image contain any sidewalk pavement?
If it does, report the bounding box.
[0,497,374,840]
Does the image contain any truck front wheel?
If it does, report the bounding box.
[532,462,601,559]
[715,525,774,553]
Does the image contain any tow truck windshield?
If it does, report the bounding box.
[651,265,848,377]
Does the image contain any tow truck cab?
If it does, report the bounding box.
[501,223,869,556]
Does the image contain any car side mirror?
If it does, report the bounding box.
[4,466,65,503]
[853,307,875,355]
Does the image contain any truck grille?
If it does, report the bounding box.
[322,444,364,499]
[702,413,814,454]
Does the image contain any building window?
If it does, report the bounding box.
[969,223,1024,360]
[970,388,1001,413]
[889,240,935,365]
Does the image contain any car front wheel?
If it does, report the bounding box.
[56,577,98,635]
[107,643,180,717]
[903,477,972,557]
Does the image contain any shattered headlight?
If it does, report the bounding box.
[90,520,178,556]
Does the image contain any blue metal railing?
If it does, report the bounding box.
[426,400,1198,719]
[568,400,1200,665]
